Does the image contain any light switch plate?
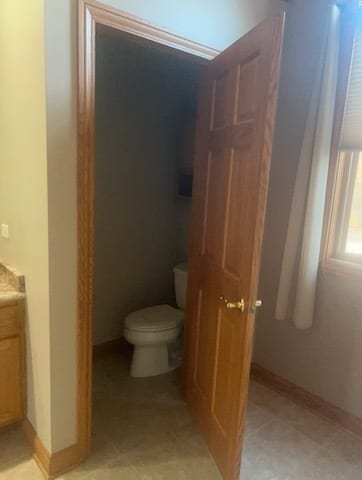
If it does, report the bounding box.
[1,224,9,239]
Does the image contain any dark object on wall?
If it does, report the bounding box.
[178,168,193,197]
[178,113,196,197]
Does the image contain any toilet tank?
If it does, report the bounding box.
[173,263,188,310]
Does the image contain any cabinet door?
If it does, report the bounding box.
[0,336,22,426]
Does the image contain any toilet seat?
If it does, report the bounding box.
[124,305,183,333]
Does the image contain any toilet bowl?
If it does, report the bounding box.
[124,263,187,378]
[124,305,183,377]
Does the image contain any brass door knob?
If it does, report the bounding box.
[219,296,245,312]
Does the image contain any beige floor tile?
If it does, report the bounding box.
[241,418,319,479]
[135,458,222,480]
[321,428,362,470]
[58,468,89,480]
[256,419,318,460]
[243,402,274,438]
[349,466,362,480]
[247,380,339,444]
[0,459,44,480]
[82,464,140,480]
[168,423,211,459]
[278,403,339,444]
[299,448,361,480]
[112,432,177,469]
[0,426,32,470]
[240,456,299,480]
[1,356,361,480]
[248,380,299,421]
[62,463,140,480]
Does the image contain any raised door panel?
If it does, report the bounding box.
[223,149,260,281]
[211,71,234,131]
[211,307,239,438]
[235,55,261,124]
[202,149,231,264]
[193,287,216,402]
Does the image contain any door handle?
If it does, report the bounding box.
[219,296,245,312]
[219,297,263,312]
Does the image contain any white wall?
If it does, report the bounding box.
[94,33,201,345]
[0,0,52,450]
[42,0,284,452]
[254,0,362,418]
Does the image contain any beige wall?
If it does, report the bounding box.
[0,0,52,450]
[42,0,284,452]
[254,0,362,418]
[93,33,202,345]
[44,0,78,452]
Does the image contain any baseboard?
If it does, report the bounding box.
[22,339,129,478]
[251,363,362,439]
[93,336,130,358]
[49,442,84,479]
[23,419,84,479]
[23,419,51,478]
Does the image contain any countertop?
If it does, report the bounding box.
[0,263,26,306]
[0,284,25,306]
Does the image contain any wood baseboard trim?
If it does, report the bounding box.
[251,363,362,439]
[23,419,84,479]
[23,419,51,478]
[93,336,131,358]
[49,443,84,479]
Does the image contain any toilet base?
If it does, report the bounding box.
[130,344,177,378]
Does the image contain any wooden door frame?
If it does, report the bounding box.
[77,0,219,463]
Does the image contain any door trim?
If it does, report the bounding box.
[77,0,219,464]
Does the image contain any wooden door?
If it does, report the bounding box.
[183,14,284,480]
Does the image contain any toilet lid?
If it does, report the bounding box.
[124,305,184,332]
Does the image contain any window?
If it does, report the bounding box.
[345,154,362,254]
[323,6,362,274]
[332,151,362,262]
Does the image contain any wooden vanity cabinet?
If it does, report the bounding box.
[0,301,25,428]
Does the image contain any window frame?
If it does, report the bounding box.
[332,151,362,262]
[322,4,362,277]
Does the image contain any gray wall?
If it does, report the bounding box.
[254,0,362,418]
[93,33,203,345]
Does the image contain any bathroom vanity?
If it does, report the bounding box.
[0,263,26,429]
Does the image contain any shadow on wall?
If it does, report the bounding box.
[93,32,204,346]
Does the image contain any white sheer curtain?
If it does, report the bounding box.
[275,4,340,329]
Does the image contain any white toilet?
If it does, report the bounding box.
[124,263,187,378]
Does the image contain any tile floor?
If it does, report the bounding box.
[1,351,361,479]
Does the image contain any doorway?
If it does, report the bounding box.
[82,0,226,476]
[90,25,221,476]
[77,0,218,462]
[78,2,284,479]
